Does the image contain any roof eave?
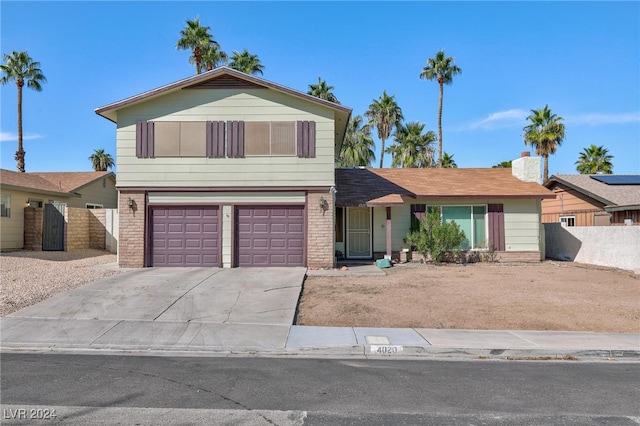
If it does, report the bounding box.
[604,204,640,212]
[545,175,613,205]
[0,183,78,198]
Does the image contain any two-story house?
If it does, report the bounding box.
[96,67,351,268]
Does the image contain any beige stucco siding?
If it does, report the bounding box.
[372,205,411,252]
[115,89,337,188]
[0,189,71,250]
[66,178,118,209]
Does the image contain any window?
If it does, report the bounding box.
[154,122,206,157]
[245,122,296,156]
[560,216,576,227]
[86,203,103,209]
[28,198,43,208]
[1,194,10,217]
[441,205,487,250]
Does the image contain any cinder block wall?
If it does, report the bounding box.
[66,208,90,250]
[306,191,334,268]
[118,191,146,268]
[89,209,106,249]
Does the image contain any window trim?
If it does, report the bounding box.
[1,194,11,218]
[85,203,104,209]
[439,204,489,250]
[560,215,576,227]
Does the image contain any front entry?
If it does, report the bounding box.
[347,207,371,258]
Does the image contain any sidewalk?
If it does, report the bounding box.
[1,265,638,361]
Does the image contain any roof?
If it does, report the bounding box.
[95,66,352,147]
[0,169,113,197]
[336,168,554,207]
[545,174,640,211]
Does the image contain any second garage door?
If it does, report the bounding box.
[236,206,305,266]
[151,206,220,267]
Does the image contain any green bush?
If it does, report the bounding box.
[405,208,466,264]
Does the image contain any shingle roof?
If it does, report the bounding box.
[546,174,640,209]
[336,168,554,207]
[0,169,112,195]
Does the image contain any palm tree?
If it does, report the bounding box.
[442,152,458,168]
[0,51,46,172]
[200,41,227,71]
[365,91,404,168]
[229,49,264,75]
[420,50,462,168]
[492,160,512,168]
[523,105,566,182]
[386,121,436,168]
[575,144,614,174]
[89,149,115,171]
[339,115,375,167]
[176,18,214,74]
[307,77,340,104]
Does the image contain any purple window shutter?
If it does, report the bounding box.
[488,204,505,251]
[136,121,143,158]
[207,121,225,158]
[411,204,427,220]
[146,121,154,158]
[226,121,244,158]
[297,121,316,158]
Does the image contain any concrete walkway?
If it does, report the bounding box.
[1,266,638,361]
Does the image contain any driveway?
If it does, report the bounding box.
[1,267,306,352]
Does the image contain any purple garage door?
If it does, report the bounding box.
[151,206,220,267]
[236,206,305,266]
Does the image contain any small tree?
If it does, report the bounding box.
[406,208,466,264]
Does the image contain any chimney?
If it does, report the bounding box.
[511,151,541,184]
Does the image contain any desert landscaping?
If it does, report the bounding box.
[297,261,640,333]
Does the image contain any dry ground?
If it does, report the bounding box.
[296,261,640,332]
[0,249,119,317]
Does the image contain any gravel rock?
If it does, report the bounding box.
[0,249,120,317]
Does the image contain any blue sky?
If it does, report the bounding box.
[1,1,639,175]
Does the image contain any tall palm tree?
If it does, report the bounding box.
[176,18,214,74]
[575,144,614,174]
[365,91,404,168]
[200,41,227,71]
[307,77,339,103]
[522,105,566,182]
[0,51,46,172]
[339,115,375,167]
[492,160,512,168]
[386,121,436,168]
[420,50,462,168]
[229,49,264,75]
[89,149,115,171]
[442,152,458,168]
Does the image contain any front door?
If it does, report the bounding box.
[347,207,371,258]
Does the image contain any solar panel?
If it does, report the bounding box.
[590,175,640,185]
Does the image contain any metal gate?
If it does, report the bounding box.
[43,202,65,251]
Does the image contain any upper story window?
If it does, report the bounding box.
[86,203,104,209]
[560,216,576,227]
[136,120,315,159]
[1,194,11,218]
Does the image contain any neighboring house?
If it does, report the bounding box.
[542,174,640,226]
[0,169,116,250]
[335,154,555,262]
[95,68,552,268]
[95,66,351,268]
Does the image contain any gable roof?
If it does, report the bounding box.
[0,169,113,197]
[336,168,554,207]
[545,174,640,211]
[95,66,352,146]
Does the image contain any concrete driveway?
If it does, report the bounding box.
[2,267,306,352]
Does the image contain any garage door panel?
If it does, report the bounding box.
[236,206,304,267]
[151,206,219,267]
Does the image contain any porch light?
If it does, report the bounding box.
[319,196,328,210]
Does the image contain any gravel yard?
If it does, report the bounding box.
[0,249,119,317]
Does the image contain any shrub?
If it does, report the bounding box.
[405,208,466,264]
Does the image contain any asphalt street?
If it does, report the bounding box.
[1,353,639,425]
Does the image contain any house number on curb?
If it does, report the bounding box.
[369,345,403,355]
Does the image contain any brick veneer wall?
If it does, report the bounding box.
[306,191,334,268]
[24,207,43,251]
[118,191,146,268]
